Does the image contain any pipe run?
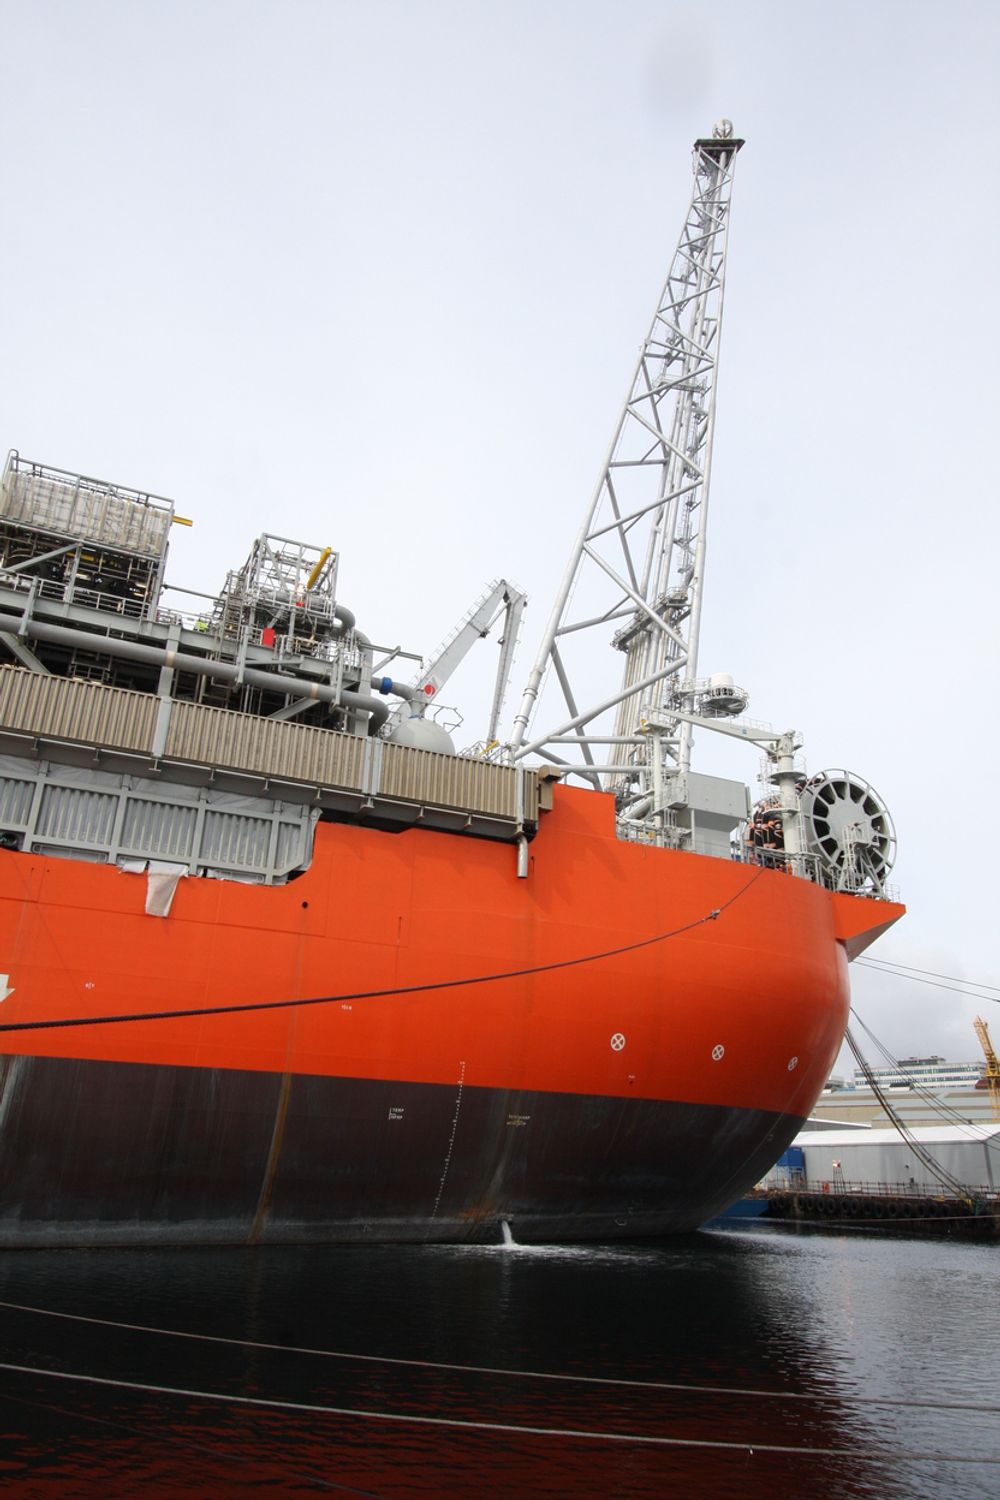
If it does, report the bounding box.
[0,611,393,734]
[329,611,417,706]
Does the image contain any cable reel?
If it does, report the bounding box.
[797,769,896,894]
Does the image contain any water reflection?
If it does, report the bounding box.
[0,1228,995,1497]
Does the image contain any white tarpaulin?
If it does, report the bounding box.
[143,861,187,917]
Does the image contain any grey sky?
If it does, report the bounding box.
[2,1,998,1072]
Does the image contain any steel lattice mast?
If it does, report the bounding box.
[508,121,744,823]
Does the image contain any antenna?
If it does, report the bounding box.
[509,122,744,824]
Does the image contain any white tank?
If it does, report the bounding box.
[389,716,456,755]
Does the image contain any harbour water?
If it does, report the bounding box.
[0,1226,996,1497]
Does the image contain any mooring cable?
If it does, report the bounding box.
[0,1298,996,1416]
[0,1360,996,1465]
[854,960,1000,1006]
[849,1009,1000,1140]
[856,956,1000,993]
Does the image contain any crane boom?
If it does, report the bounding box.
[404,579,526,743]
[974,1016,1000,1077]
[973,1016,1000,1121]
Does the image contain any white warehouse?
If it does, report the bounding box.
[763,1125,1000,1195]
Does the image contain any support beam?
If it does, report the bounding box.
[0,632,50,674]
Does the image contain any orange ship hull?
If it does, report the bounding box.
[0,785,902,1245]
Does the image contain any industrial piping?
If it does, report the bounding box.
[0,611,417,734]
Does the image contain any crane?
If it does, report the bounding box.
[973,1016,1000,1121]
[390,579,526,745]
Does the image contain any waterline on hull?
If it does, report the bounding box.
[0,1054,805,1249]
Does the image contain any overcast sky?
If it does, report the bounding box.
[2,0,998,1072]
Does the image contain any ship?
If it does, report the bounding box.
[0,124,904,1247]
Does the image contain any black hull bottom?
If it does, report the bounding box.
[0,1055,805,1247]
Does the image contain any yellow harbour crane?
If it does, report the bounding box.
[973,1016,1000,1121]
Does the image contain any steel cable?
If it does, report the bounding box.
[0,1298,996,1416]
[0,871,762,1035]
[0,1360,997,1464]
